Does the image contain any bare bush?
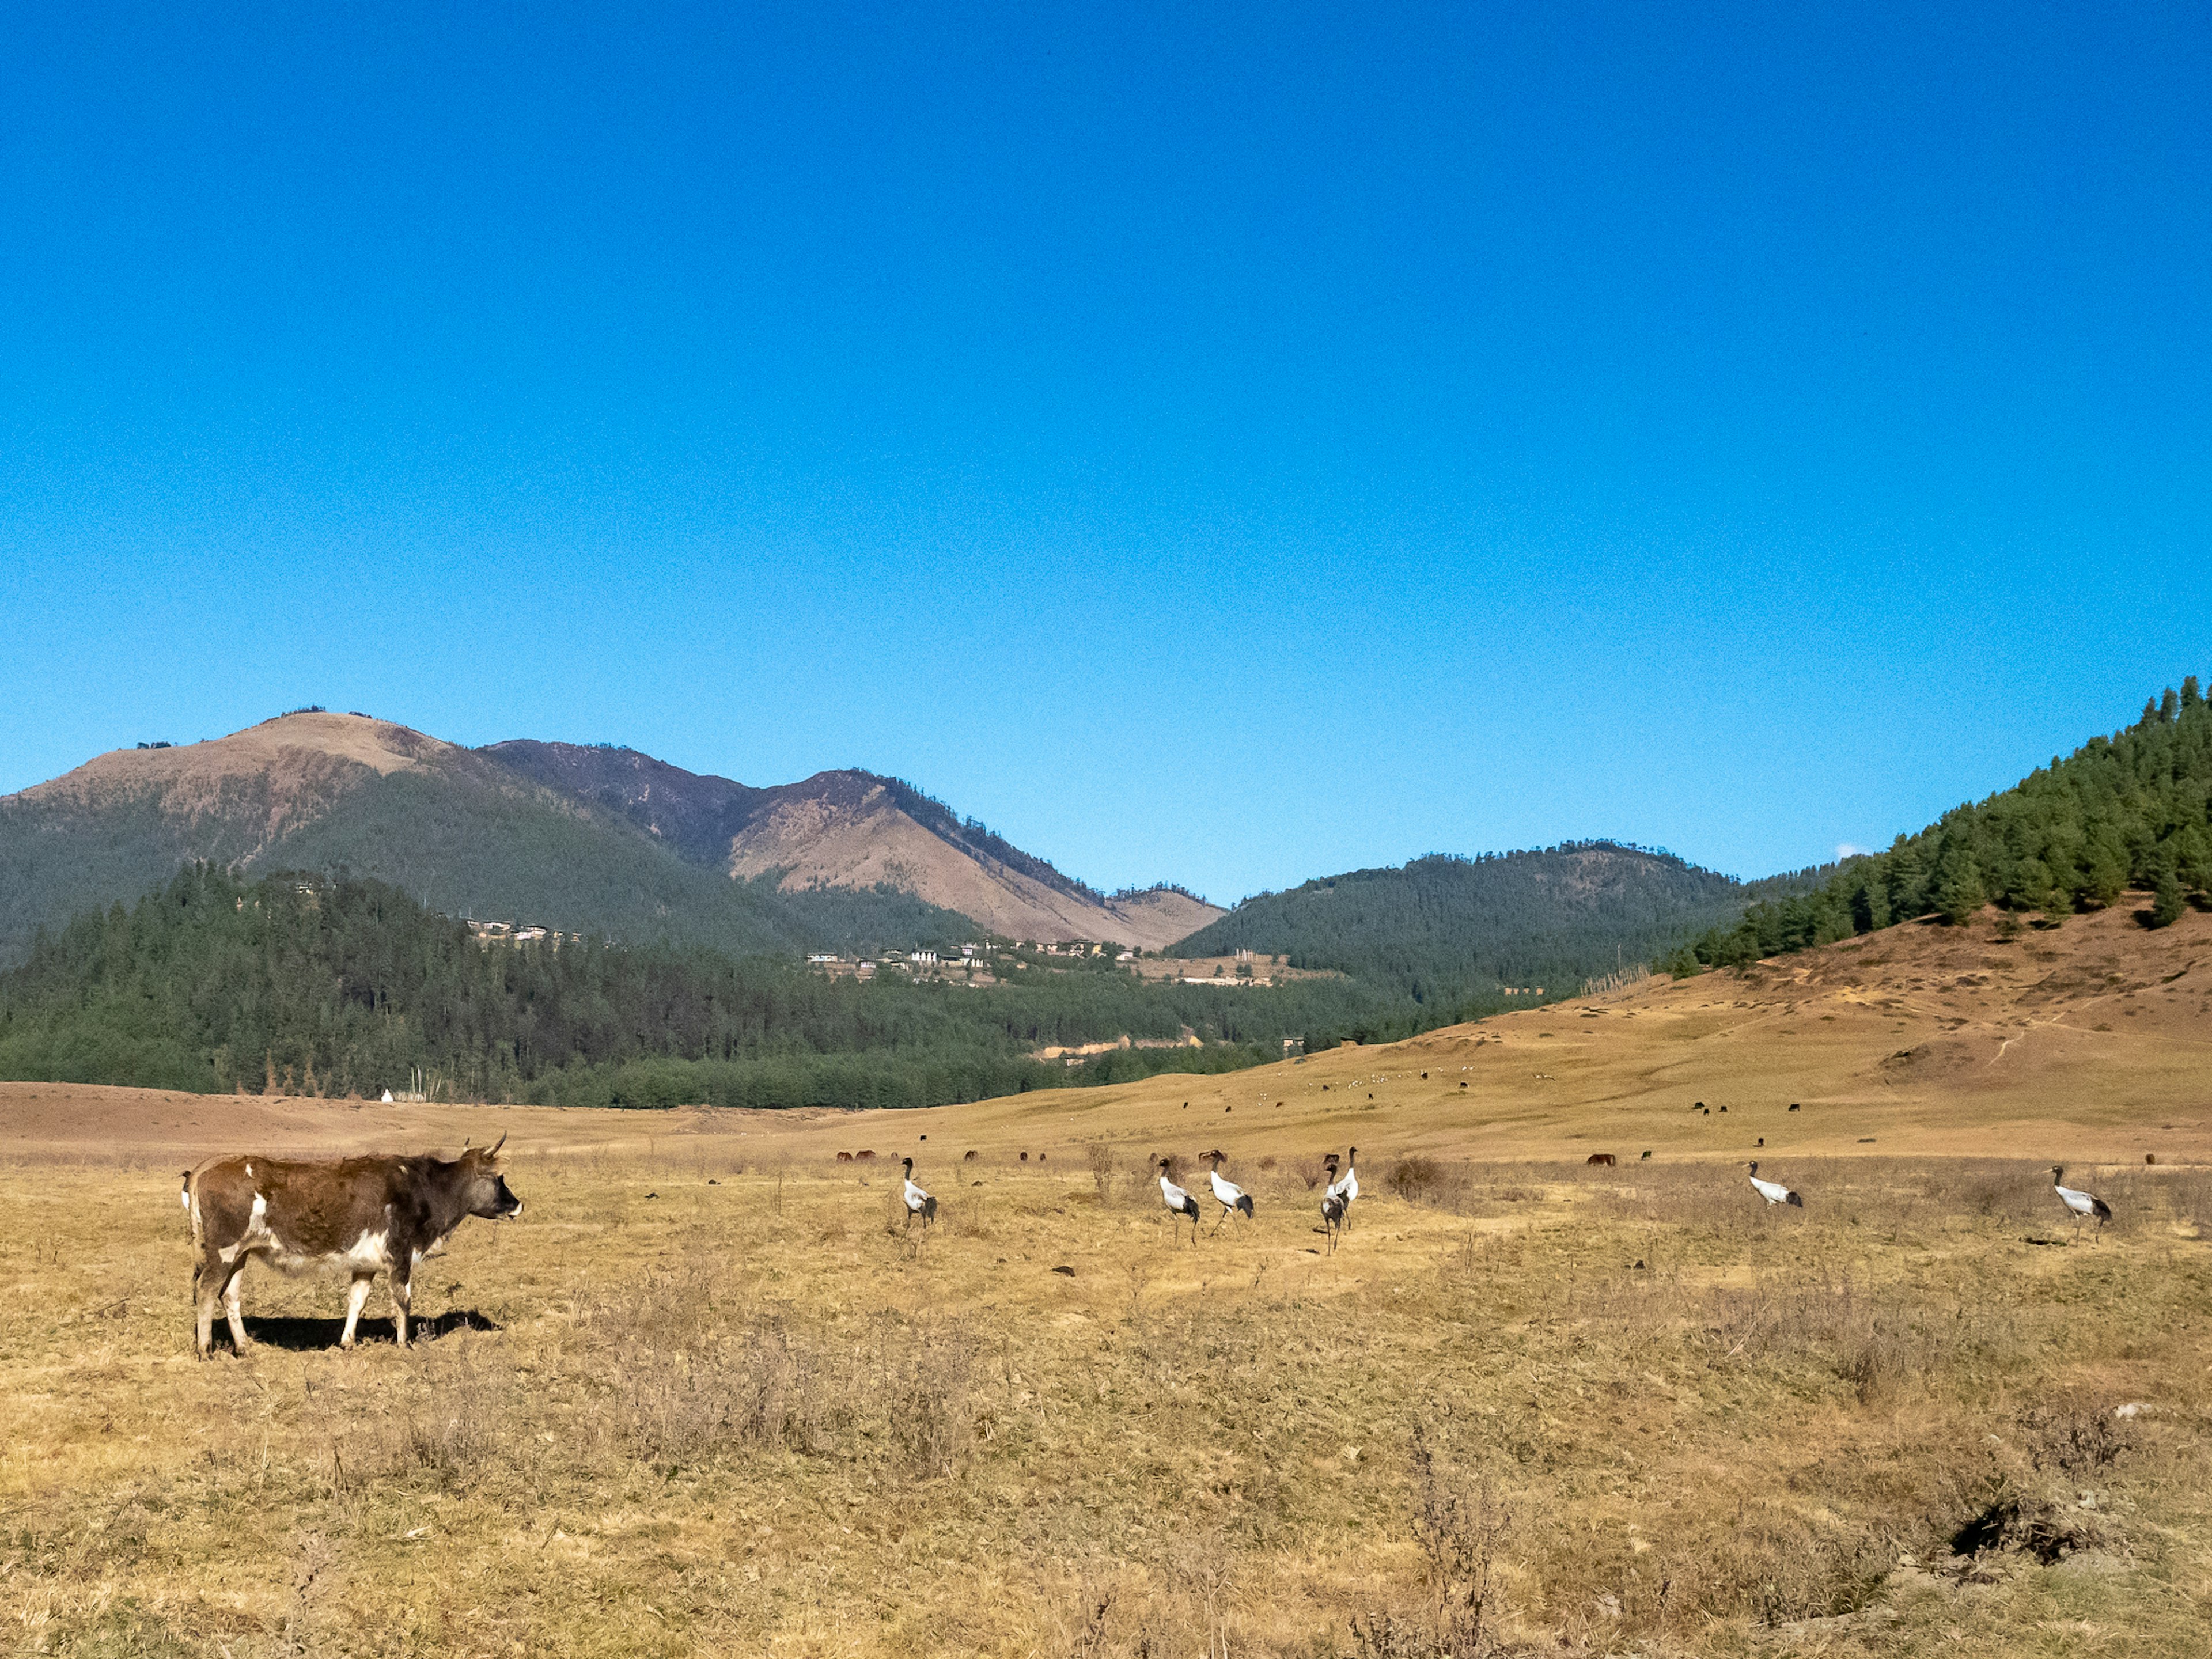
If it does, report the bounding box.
[1353,1422,1514,1656]
[2019,1396,2134,1475]
[884,1321,975,1480]
[1086,1142,1117,1203]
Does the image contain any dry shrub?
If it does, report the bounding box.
[881,1319,975,1480]
[2018,1396,2134,1475]
[1695,1272,1946,1404]
[1087,1142,1118,1202]
[616,1312,830,1465]
[1683,1507,1895,1624]
[1950,1478,2107,1564]
[1353,1422,1513,1657]
[1388,1157,1478,1211]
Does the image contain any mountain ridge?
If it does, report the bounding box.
[482,739,1222,949]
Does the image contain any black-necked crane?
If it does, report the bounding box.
[2051,1166,2112,1243]
[1746,1161,1802,1208]
[1327,1145,1359,1230]
[1156,1157,1200,1245]
[1204,1151,1254,1232]
[900,1157,938,1232]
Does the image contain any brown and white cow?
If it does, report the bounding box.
[181,1137,523,1356]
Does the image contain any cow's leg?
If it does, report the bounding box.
[221,1265,251,1353]
[340,1275,375,1349]
[194,1255,221,1357]
[389,1270,412,1349]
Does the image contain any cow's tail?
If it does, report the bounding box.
[182,1167,204,1300]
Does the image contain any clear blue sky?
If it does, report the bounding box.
[3,3,2207,904]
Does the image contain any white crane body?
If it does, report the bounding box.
[1746,1162,1803,1207]
[899,1158,937,1231]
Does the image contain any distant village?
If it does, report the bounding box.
[464,919,587,948]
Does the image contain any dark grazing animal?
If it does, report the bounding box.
[1585,1153,1616,1167]
[836,1151,854,1163]
[182,1138,522,1357]
[964,1150,979,1162]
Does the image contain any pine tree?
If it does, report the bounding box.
[2150,850,2186,929]
[1931,833,1986,925]
[2184,676,2203,710]
[2160,687,2180,722]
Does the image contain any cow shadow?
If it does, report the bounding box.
[228,1309,503,1352]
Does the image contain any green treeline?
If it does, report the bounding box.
[0,867,1437,1109]
[1671,679,2212,972]
[1173,843,1829,1006]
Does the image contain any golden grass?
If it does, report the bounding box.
[5,902,2212,1655]
[5,1141,2210,1657]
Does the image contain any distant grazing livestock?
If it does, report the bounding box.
[836,1152,854,1163]
[1459,1081,1468,1089]
[964,1150,979,1162]
[2146,1153,2157,1165]
[1021,1152,1029,1161]
[855,1150,877,1162]
[1788,1103,1801,1112]
[1640,1150,1652,1160]
[1756,1137,1765,1147]
[1585,1153,1616,1167]
[1037,1152,1047,1163]
[182,1138,522,1356]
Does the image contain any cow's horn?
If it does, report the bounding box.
[491,1132,507,1156]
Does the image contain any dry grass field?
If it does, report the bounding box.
[6,902,2212,1656]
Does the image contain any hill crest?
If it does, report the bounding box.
[484,740,1223,950]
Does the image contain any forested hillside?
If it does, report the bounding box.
[1674,678,2212,970]
[0,868,1415,1109]
[1175,843,1829,1007]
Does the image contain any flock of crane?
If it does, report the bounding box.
[896,1151,2119,1245]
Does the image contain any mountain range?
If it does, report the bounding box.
[0,713,1219,966]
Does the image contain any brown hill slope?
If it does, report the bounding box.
[723,771,1221,949]
[487,741,1223,949]
[12,711,448,839]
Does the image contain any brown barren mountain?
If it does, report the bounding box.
[3,717,1216,957]
[12,711,448,844]
[487,740,1222,949]
[722,772,1220,949]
